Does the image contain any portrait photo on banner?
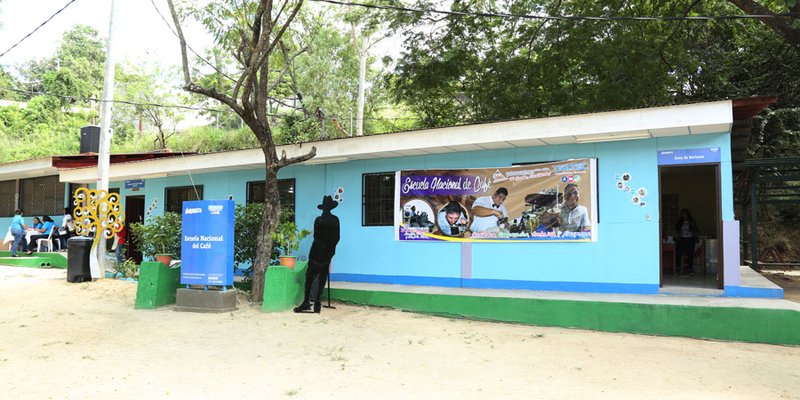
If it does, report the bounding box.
[394,158,598,242]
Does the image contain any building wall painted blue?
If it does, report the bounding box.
[6,131,728,294]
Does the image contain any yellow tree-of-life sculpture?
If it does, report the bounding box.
[73,188,125,277]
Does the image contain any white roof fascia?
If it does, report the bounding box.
[0,158,57,181]
[57,100,733,183]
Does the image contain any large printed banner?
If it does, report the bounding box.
[181,199,235,286]
[395,159,598,242]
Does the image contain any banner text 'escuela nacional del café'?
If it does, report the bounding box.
[395,158,597,242]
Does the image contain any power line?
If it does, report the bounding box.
[0,0,80,60]
[0,86,426,123]
[148,0,237,83]
[0,86,234,114]
[310,0,799,22]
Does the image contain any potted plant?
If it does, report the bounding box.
[234,204,310,277]
[130,212,183,266]
[272,220,310,268]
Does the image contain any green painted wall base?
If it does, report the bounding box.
[135,262,181,309]
[262,261,308,313]
[0,251,66,269]
[330,289,800,346]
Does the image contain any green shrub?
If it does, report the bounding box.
[129,212,183,259]
[234,203,310,269]
[114,258,139,278]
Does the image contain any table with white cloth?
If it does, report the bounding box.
[3,228,40,250]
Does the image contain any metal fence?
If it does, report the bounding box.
[20,175,64,216]
[0,180,15,217]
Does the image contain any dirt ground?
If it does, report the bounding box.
[1,266,799,400]
[760,270,800,303]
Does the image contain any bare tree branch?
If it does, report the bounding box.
[266,42,307,93]
[277,146,317,168]
[727,0,800,51]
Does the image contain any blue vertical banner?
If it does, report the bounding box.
[181,200,234,286]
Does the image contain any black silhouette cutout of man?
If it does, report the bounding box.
[294,195,340,313]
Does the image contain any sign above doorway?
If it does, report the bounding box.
[658,147,721,166]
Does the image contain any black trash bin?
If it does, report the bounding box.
[67,236,93,282]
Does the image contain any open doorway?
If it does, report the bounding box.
[125,195,145,264]
[659,164,722,290]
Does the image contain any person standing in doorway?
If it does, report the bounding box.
[674,209,699,276]
[295,195,340,314]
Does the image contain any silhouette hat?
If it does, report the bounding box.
[317,195,338,211]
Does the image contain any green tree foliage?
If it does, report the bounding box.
[726,0,800,51]
[387,0,800,127]
[0,25,102,162]
[58,25,106,90]
[0,67,20,100]
[115,63,187,149]
[750,108,800,158]
[18,25,105,102]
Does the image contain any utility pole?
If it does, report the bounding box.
[91,0,118,279]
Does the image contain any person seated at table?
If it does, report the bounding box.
[59,207,75,248]
[26,216,56,254]
[31,216,43,231]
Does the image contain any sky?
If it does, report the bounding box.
[0,0,402,74]
[0,0,210,71]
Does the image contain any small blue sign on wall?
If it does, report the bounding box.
[658,147,721,166]
[181,199,234,286]
[125,179,145,189]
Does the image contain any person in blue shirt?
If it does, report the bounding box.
[9,209,29,257]
[26,216,56,254]
[32,217,43,230]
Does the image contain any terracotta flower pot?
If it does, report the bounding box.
[279,256,296,268]
[155,254,173,267]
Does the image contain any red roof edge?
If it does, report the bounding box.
[51,151,194,169]
[732,96,778,121]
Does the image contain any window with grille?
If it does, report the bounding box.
[165,186,203,214]
[0,180,15,217]
[66,183,86,213]
[362,172,395,226]
[20,175,64,216]
[246,179,296,218]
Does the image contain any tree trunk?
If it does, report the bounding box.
[727,0,800,51]
[250,160,281,303]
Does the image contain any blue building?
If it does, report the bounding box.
[0,99,780,298]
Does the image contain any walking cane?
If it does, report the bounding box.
[323,261,336,309]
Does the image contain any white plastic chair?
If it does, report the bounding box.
[36,229,60,252]
[4,227,13,250]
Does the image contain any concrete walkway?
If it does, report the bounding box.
[328,269,800,345]
[331,280,800,311]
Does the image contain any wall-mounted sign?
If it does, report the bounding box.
[181,199,234,286]
[395,158,598,242]
[658,147,721,166]
[125,179,145,189]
